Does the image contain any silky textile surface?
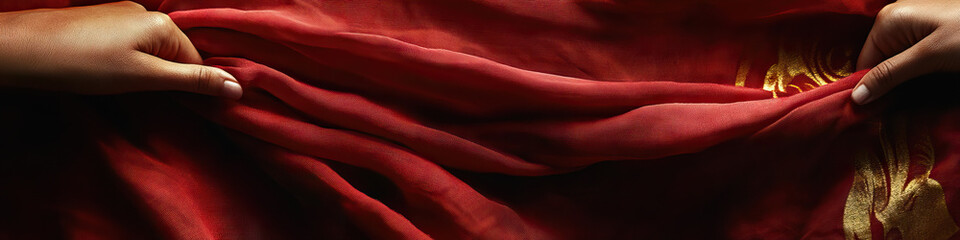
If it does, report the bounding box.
[4,0,960,239]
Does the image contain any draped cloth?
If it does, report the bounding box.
[3,0,960,239]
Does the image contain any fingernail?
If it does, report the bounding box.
[851,85,871,105]
[212,68,242,99]
[222,80,243,100]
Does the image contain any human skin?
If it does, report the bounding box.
[0,1,242,99]
[0,0,953,103]
[853,0,960,105]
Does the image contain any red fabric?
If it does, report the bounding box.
[6,0,960,239]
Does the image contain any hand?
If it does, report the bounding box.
[0,1,242,99]
[852,0,960,105]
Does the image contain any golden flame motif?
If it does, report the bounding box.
[736,34,957,239]
[843,117,958,240]
[735,38,854,97]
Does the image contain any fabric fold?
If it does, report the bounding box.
[8,0,960,239]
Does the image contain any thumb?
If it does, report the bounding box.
[138,53,243,99]
[851,40,938,105]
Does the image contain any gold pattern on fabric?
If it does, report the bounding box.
[843,117,958,240]
[735,37,853,97]
[762,40,852,97]
[735,58,751,87]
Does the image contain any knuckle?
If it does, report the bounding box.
[871,61,897,88]
[114,1,146,11]
[195,67,210,92]
[145,11,174,27]
[142,12,181,35]
[127,1,147,11]
[878,4,916,23]
[877,3,896,18]
[193,67,219,94]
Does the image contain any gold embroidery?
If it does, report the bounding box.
[762,41,853,97]
[843,117,958,240]
[735,37,854,97]
[735,57,751,88]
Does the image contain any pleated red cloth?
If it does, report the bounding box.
[5,0,960,239]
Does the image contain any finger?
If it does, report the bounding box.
[851,37,940,105]
[856,26,887,71]
[173,28,203,64]
[102,1,147,11]
[143,11,203,64]
[135,52,243,99]
[64,1,146,16]
[855,2,935,71]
